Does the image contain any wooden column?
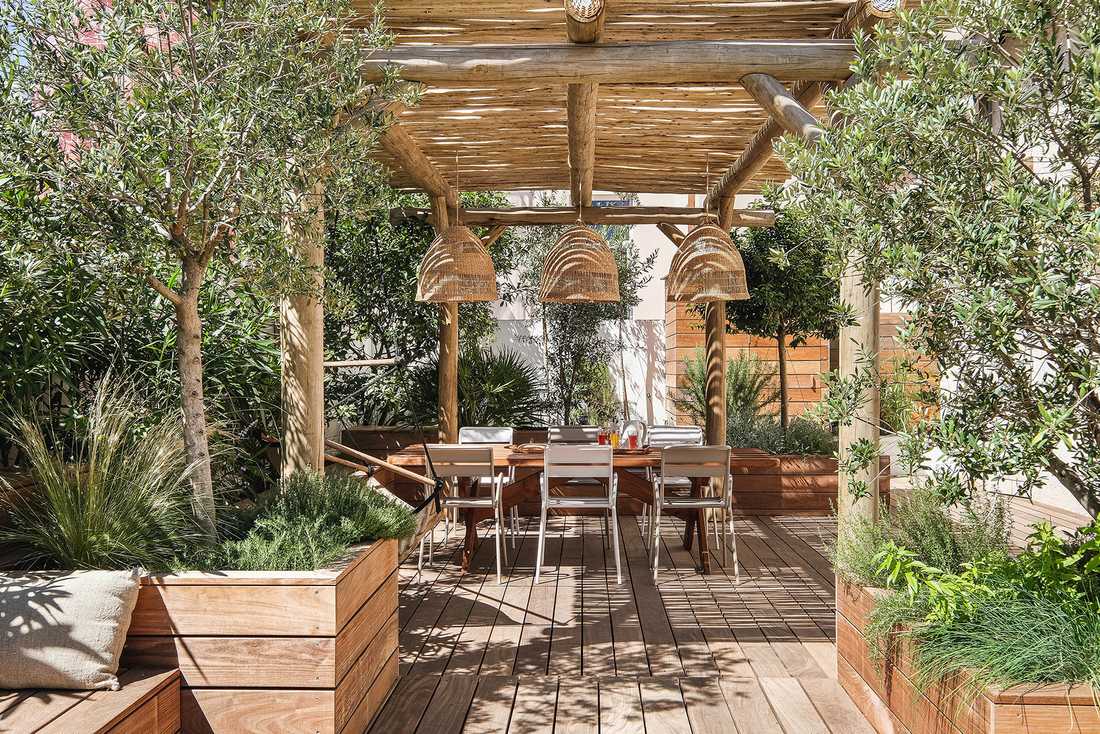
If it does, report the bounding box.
[704,301,727,444]
[281,180,326,477]
[433,198,460,444]
[837,260,881,522]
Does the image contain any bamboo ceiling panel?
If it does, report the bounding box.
[371,1,853,45]
[367,0,856,195]
[375,82,819,194]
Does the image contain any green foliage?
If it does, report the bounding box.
[0,379,205,571]
[726,206,840,427]
[726,412,837,456]
[1,0,397,529]
[781,0,1100,515]
[0,243,280,496]
[406,348,546,428]
[505,193,656,424]
[575,362,622,427]
[673,350,778,425]
[865,513,1100,692]
[324,188,517,427]
[188,472,416,572]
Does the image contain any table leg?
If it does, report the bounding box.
[696,507,711,574]
[462,506,477,571]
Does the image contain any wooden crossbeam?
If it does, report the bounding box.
[656,222,686,246]
[704,0,899,227]
[391,206,776,228]
[741,73,825,143]
[481,224,508,248]
[362,40,857,85]
[565,0,606,43]
[564,1,604,208]
[374,104,459,211]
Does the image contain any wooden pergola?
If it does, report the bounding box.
[283,0,891,522]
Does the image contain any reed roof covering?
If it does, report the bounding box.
[363,0,864,196]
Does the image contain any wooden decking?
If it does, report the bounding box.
[370,514,873,733]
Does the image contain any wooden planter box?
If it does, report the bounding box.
[122,539,399,734]
[730,450,890,515]
[837,578,1100,734]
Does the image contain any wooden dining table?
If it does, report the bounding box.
[386,444,720,574]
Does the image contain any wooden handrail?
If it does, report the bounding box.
[324,439,436,488]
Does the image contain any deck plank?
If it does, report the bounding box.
[508,676,559,734]
[717,677,785,734]
[680,676,742,734]
[598,678,644,733]
[463,675,519,734]
[553,675,599,734]
[547,517,585,677]
[639,678,693,734]
[514,517,567,675]
[799,676,877,734]
[368,672,440,733]
[416,673,479,734]
[759,676,831,734]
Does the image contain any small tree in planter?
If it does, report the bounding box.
[725,208,840,430]
[782,0,1100,517]
[1,0,394,533]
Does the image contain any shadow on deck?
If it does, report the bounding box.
[370,514,872,733]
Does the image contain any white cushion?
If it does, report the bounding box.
[0,570,140,691]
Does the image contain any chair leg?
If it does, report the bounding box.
[730,514,740,583]
[721,508,728,567]
[418,534,425,575]
[611,504,622,584]
[640,502,648,546]
[651,504,662,584]
[534,505,548,585]
[499,504,509,566]
[428,525,434,565]
[494,511,503,586]
[602,511,610,549]
[712,509,721,554]
[510,506,519,549]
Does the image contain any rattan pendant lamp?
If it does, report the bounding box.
[665,159,749,303]
[415,159,498,303]
[539,217,620,303]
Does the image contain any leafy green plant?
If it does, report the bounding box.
[0,379,204,570]
[407,348,547,427]
[782,0,1100,517]
[674,350,779,425]
[727,412,836,455]
[192,471,416,571]
[725,204,840,429]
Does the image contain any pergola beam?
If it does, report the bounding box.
[362,40,858,85]
[704,0,899,227]
[656,222,685,246]
[565,0,606,43]
[376,108,459,212]
[741,73,825,143]
[391,206,776,228]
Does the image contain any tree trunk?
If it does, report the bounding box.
[777,322,789,431]
[175,259,216,537]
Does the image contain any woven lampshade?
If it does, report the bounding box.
[665,220,749,303]
[416,225,498,302]
[539,224,620,303]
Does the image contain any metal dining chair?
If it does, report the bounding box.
[459,426,519,547]
[420,445,509,584]
[641,425,704,543]
[649,445,738,583]
[547,425,602,444]
[535,444,622,585]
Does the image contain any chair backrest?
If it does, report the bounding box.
[660,445,731,492]
[647,424,704,448]
[425,444,496,480]
[543,444,613,480]
[547,425,601,444]
[620,419,647,444]
[459,426,514,445]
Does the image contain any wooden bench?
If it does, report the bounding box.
[0,668,180,734]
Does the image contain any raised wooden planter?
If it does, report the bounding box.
[837,578,1100,734]
[730,450,890,514]
[122,539,399,734]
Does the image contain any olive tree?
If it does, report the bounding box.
[782,0,1100,515]
[1,0,394,533]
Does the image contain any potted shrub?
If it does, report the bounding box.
[0,382,416,733]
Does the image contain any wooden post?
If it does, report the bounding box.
[837,259,881,522]
[432,197,460,444]
[281,180,326,477]
[740,73,825,143]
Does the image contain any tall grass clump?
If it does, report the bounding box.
[0,379,204,570]
[208,471,417,571]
